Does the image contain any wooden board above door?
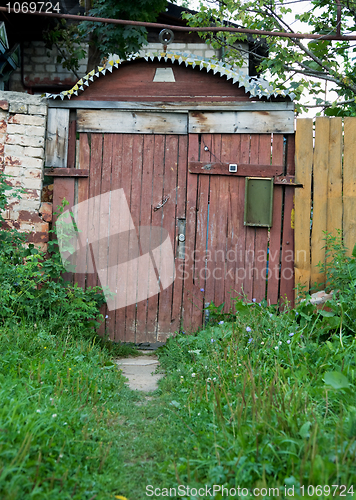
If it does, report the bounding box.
[189,110,294,134]
[77,109,188,134]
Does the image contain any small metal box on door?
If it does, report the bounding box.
[244,177,274,227]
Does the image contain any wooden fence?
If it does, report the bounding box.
[294,117,356,297]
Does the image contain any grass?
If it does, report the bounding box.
[0,322,186,499]
[2,296,356,499]
[156,298,356,499]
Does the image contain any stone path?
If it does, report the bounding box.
[115,354,164,392]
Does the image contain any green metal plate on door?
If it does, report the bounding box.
[244,177,274,227]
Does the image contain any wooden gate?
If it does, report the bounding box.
[48,122,295,343]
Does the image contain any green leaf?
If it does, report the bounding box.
[299,421,312,439]
[324,371,350,390]
[352,243,356,259]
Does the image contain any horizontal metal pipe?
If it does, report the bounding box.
[1,6,356,41]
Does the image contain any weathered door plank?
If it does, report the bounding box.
[267,134,284,305]
[45,108,70,168]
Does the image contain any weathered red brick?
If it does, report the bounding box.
[4,155,22,166]
[17,210,43,224]
[0,119,7,133]
[39,202,52,222]
[0,100,9,111]
[41,184,53,202]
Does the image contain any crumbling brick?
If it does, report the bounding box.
[24,146,44,159]
[39,202,52,222]
[0,100,9,111]
[28,104,47,116]
[9,102,28,114]
[8,114,45,126]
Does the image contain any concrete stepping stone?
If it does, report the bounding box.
[115,355,164,392]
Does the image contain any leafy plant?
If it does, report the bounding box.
[0,182,105,331]
[183,0,356,115]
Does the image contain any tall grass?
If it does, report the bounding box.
[158,291,356,498]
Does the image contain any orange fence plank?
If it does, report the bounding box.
[311,117,329,287]
[343,118,356,256]
[326,118,343,242]
[294,119,313,300]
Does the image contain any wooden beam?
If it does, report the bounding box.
[189,110,294,134]
[77,109,188,134]
[188,161,284,177]
[44,168,89,177]
[48,100,295,112]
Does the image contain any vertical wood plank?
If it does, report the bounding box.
[252,134,271,303]
[267,134,284,304]
[53,177,75,284]
[311,117,329,287]
[86,134,103,290]
[45,108,70,167]
[243,134,258,301]
[74,133,90,289]
[107,135,123,341]
[213,134,229,309]
[222,134,235,312]
[236,134,249,298]
[204,134,219,315]
[67,119,76,169]
[280,134,296,306]
[294,119,313,299]
[97,134,113,337]
[327,118,342,241]
[267,134,284,305]
[136,134,155,343]
[115,135,134,341]
[183,134,200,332]
[125,134,143,343]
[343,117,356,256]
[171,134,188,334]
[191,134,215,330]
[147,135,165,340]
[157,135,179,341]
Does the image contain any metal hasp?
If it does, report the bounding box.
[244,177,274,227]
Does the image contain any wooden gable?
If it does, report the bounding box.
[74,60,253,102]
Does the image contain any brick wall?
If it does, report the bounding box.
[9,40,248,92]
[9,41,88,93]
[139,42,249,74]
[0,91,51,250]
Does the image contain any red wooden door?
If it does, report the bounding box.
[182,133,295,332]
[76,132,188,344]
[59,130,294,343]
